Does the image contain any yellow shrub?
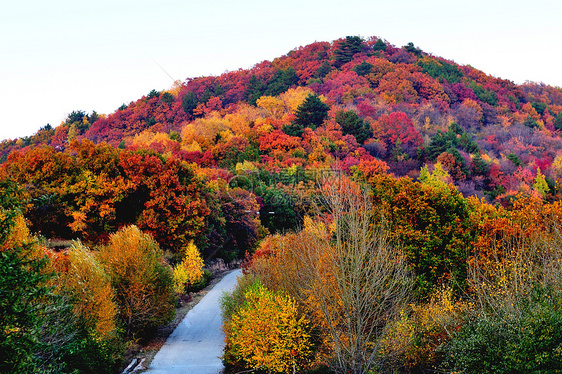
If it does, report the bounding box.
[225,281,312,373]
[381,287,467,370]
[2,215,32,250]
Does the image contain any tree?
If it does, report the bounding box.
[533,168,549,198]
[314,61,332,79]
[62,242,118,341]
[284,94,329,136]
[245,75,267,106]
[372,39,387,52]
[335,109,371,144]
[352,61,373,76]
[554,111,562,131]
[246,176,412,374]
[305,177,412,373]
[172,241,204,293]
[371,112,423,157]
[0,247,51,373]
[334,36,365,68]
[118,152,209,250]
[425,123,479,161]
[403,42,422,57]
[265,67,300,97]
[370,175,473,298]
[181,91,199,116]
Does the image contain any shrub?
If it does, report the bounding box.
[223,281,313,373]
[98,225,175,339]
[63,241,119,340]
[440,287,562,373]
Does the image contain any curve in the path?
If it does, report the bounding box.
[145,269,242,374]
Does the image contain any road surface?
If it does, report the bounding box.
[145,269,242,374]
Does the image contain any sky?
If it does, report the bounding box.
[1,0,561,141]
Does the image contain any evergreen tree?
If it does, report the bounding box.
[373,39,387,52]
[265,67,299,97]
[181,91,199,116]
[334,36,364,68]
[314,61,332,79]
[352,61,373,76]
[244,75,267,106]
[335,110,371,144]
[284,94,329,136]
[294,94,329,129]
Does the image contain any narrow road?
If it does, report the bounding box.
[145,269,242,374]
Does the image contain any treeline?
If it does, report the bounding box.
[0,174,216,373]
[0,139,264,260]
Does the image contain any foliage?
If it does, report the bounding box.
[425,122,479,161]
[62,241,119,341]
[172,241,204,294]
[370,174,473,298]
[381,287,467,372]
[333,36,365,68]
[371,112,423,158]
[5,34,562,371]
[245,176,412,374]
[98,225,175,339]
[335,109,371,144]
[181,91,199,116]
[223,281,313,373]
[352,61,373,76]
[416,56,463,83]
[441,287,562,373]
[0,247,52,373]
[287,93,329,135]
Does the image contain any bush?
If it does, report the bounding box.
[440,287,562,373]
[188,269,212,292]
[222,281,313,373]
[98,225,175,339]
[0,247,51,373]
[57,241,123,373]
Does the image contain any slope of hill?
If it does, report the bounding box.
[2,35,562,205]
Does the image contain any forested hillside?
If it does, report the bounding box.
[3,36,562,205]
[2,35,562,373]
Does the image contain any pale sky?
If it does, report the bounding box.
[1,0,561,141]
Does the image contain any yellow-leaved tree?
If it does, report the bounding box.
[224,281,312,374]
[172,241,204,294]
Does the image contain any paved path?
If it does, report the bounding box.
[145,269,242,374]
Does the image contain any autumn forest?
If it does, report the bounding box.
[2,35,562,373]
